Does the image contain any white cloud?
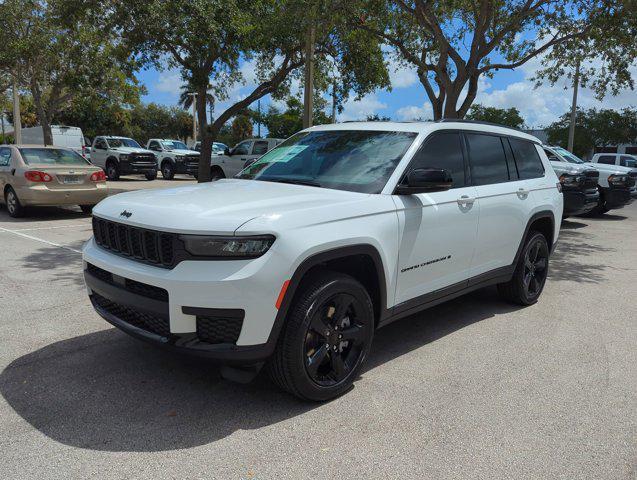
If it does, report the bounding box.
[395,103,433,121]
[155,70,183,94]
[339,94,388,121]
[388,58,418,89]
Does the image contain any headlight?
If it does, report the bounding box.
[175,155,184,162]
[119,153,129,161]
[180,235,275,258]
[608,174,628,187]
[559,173,583,188]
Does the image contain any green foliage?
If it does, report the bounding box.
[252,97,331,138]
[546,108,637,157]
[3,94,38,127]
[466,104,525,129]
[231,113,253,145]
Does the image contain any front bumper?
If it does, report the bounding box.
[563,189,600,215]
[173,160,199,175]
[603,187,631,209]
[82,238,285,364]
[17,184,108,206]
[119,161,157,174]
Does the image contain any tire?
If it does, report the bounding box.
[498,231,549,306]
[80,205,95,214]
[5,187,24,218]
[161,161,175,180]
[106,161,119,181]
[210,167,225,181]
[145,171,157,181]
[267,271,375,401]
[587,188,608,215]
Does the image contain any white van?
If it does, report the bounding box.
[20,126,88,158]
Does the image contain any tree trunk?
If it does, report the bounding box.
[196,86,212,183]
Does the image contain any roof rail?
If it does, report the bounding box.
[436,118,523,132]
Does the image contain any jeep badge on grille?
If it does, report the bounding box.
[120,210,132,218]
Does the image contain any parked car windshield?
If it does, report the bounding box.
[19,148,90,166]
[554,147,585,164]
[108,138,141,148]
[212,142,227,154]
[237,130,417,193]
[161,140,188,150]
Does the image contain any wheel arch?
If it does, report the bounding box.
[265,244,389,354]
[516,211,556,260]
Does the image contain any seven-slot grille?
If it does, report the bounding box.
[92,217,176,267]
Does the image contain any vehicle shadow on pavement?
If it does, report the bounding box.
[548,228,613,284]
[0,206,90,223]
[0,287,521,453]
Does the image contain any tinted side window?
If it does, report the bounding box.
[408,132,466,188]
[466,133,509,186]
[598,155,616,165]
[0,148,10,166]
[509,138,544,179]
[620,156,637,168]
[233,142,250,155]
[252,141,269,155]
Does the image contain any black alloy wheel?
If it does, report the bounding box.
[522,236,548,298]
[304,292,368,386]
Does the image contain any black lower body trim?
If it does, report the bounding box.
[379,265,515,327]
[120,164,157,174]
[603,187,631,209]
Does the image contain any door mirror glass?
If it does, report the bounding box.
[224,147,231,156]
[395,168,453,194]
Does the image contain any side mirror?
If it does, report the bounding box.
[395,168,453,194]
[224,147,231,156]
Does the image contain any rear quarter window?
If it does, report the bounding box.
[509,138,544,179]
[465,133,510,186]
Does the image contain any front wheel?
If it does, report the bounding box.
[267,271,374,401]
[161,161,175,180]
[145,171,157,181]
[5,187,25,218]
[105,161,119,181]
[498,231,549,305]
[210,167,225,181]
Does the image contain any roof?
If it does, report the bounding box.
[307,121,541,143]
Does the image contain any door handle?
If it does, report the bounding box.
[517,187,529,196]
[457,195,475,205]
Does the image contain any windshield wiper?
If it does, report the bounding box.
[264,177,322,187]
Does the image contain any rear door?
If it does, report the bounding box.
[0,147,12,196]
[225,140,253,177]
[465,132,534,277]
[91,138,108,168]
[393,131,480,305]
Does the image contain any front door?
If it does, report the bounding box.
[393,131,480,306]
[226,140,253,177]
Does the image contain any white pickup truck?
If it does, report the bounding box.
[146,139,200,180]
[91,136,158,181]
[210,138,282,179]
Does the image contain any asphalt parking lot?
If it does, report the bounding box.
[0,180,635,479]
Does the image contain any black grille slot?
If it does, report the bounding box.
[125,278,169,302]
[583,170,599,190]
[196,314,244,344]
[143,231,159,262]
[92,217,178,268]
[92,293,170,337]
[86,263,112,283]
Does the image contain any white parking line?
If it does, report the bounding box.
[0,226,83,254]
[9,223,88,232]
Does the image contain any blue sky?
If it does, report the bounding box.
[137,52,636,131]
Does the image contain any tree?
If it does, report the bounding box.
[114,0,389,182]
[252,96,331,138]
[0,0,139,144]
[466,105,525,129]
[4,94,38,128]
[231,113,253,145]
[545,108,637,158]
[357,0,636,119]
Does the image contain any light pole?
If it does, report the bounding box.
[187,92,197,143]
[567,60,580,153]
[12,74,22,145]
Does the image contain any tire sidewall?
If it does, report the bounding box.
[5,188,21,217]
[106,161,119,180]
[284,275,374,401]
[516,232,549,304]
[162,161,174,180]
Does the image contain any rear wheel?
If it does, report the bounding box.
[106,161,119,181]
[145,171,157,181]
[5,187,25,218]
[498,231,549,305]
[161,161,175,180]
[268,271,374,401]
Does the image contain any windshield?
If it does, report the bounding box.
[161,140,188,150]
[212,142,227,153]
[108,138,141,148]
[554,147,585,164]
[237,130,417,193]
[20,148,90,166]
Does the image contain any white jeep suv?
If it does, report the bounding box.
[83,121,562,401]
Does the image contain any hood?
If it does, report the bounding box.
[550,161,589,175]
[92,179,369,235]
[584,162,634,175]
[169,148,199,155]
[112,147,154,154]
